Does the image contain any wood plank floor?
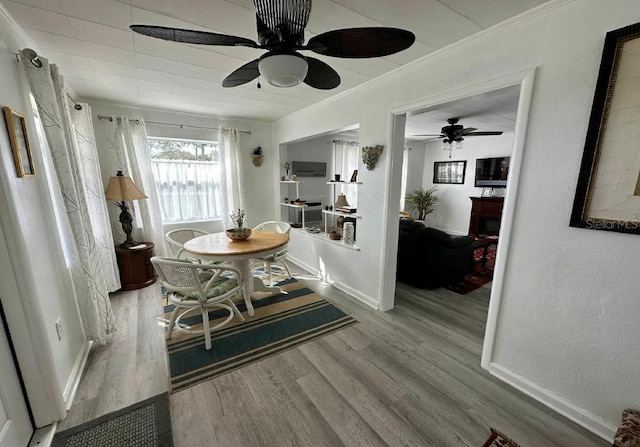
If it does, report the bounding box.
[60,263,607,446]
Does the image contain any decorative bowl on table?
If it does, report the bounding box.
[225,228,252,241]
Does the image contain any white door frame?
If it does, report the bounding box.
[0,2,68,427]
[381,68,537,369]
[0,301,33,447]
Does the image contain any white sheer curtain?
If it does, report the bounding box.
[333,140,360,206]
[151,160,223,222]
[219,127,245,226]
[104,117,167,256]
[21,50,118,343]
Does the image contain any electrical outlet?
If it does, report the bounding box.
[55,318,63,341]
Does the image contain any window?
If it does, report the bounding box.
[333,140,359,206]
[400,147,409,210]
[149,137,222,223]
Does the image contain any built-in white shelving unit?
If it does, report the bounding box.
[324,181,362,248]
[279,180,306,227]
[279,179,363,249]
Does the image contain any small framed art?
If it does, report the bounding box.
[3,106,35,178]
[481,188,493,198]
[433,160,466,184]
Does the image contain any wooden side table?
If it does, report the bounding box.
[115,242,157,291]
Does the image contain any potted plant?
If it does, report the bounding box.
[226,209,252,240]
[405,187,438,220]
[251,146,263,167]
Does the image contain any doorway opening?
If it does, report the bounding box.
[382,70,536,368]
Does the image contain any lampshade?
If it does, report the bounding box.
[334,193,350,208]
[105,171,147,201]
[258,53,308,88]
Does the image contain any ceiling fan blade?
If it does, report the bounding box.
[413,136,443,141]
[412,134,444,137]
[130,25,260,48]
[305,27,415,58]
[303,57,340,90]
[222,59,260,87]
[254,0,310,45]
[458,127,478,134]
[465,131,504,136]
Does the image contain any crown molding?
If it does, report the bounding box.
[0,2,39,52]
[276,0,574,123]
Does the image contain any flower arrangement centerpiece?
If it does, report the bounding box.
[282,161,291,180]
[226,208,252,240]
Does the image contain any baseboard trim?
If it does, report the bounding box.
[63,340,92,410]
[29,422,56,447]
[488,363,616,442]
[288,256,378,310]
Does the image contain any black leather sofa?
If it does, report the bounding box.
[397,218,475,288]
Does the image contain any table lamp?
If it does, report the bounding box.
[105,171,147,248]
[334,193,350,208]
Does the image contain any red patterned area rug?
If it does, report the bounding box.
[482,429,520,447]
[445,243,496,295]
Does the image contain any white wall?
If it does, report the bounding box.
[272,0,640,439]
[88,102,273,230]
[0,14,86,425]
[286,135,333,204]
[420,133,514,234]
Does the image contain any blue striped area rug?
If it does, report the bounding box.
[164,278,357,393]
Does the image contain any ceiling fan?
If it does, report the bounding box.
[130,0,415,90]
[414,118,504,143]
[413,118,504,157]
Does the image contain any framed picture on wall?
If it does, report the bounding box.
[3,106,35,178]
[433,160,466,184]
[570,22,640,235]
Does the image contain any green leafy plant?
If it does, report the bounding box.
[405,187,439,220]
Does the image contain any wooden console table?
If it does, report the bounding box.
[115,242,157,290]
[469,197,504,237]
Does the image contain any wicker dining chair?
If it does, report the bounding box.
[165,228,209,258]
[151,257,245,350]
[251,221,292,286]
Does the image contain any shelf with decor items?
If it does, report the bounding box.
[324,181,362,245]
[322,209,362,218]
[279,180,307,228]
[293,226,361,251]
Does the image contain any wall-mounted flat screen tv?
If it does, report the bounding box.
[475,157,510,188]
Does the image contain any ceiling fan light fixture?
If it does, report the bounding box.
[442,136,463,158]
[258,53,308,88]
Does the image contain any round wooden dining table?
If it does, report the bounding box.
[183,231,289,317]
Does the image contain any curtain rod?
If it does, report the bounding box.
[96,115,251,135]
[67,93,83,111]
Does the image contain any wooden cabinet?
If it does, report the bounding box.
[469,197,504,237]
[115,242,157,291]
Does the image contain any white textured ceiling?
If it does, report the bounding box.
[405,84,521,141]
[3,0,546,133]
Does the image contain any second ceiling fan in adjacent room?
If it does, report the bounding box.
[414,118,504,157]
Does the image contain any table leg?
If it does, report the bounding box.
[236,259,255,317]
[253,277,284,295]
[235,259,285,318]
[482,246,489,266]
